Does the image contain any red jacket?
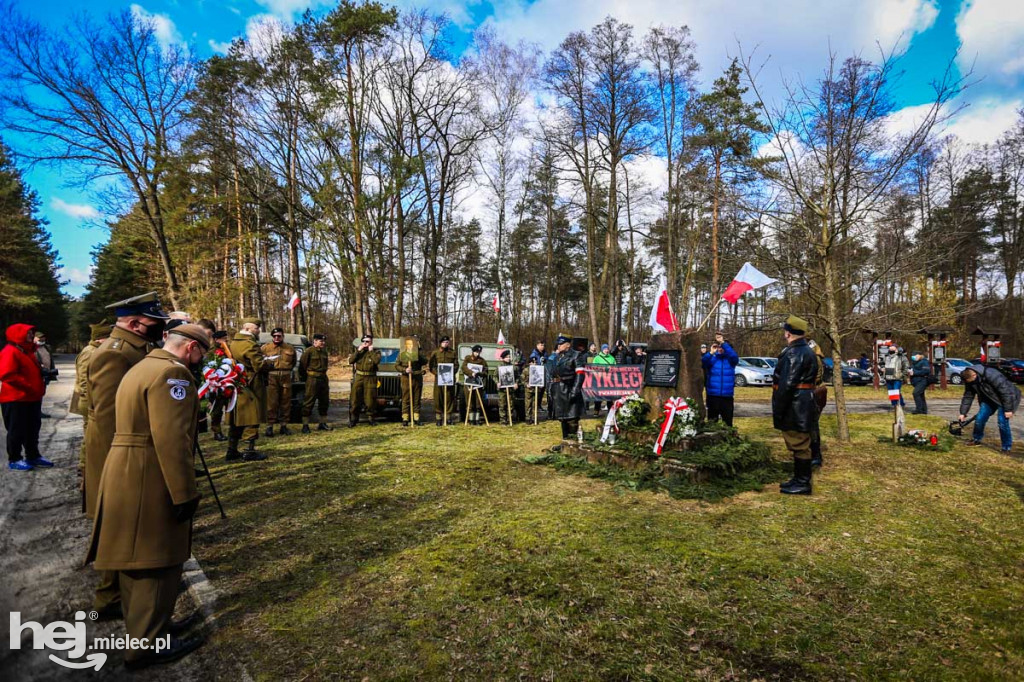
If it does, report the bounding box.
[0,323,45,403]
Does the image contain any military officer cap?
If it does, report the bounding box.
[89,322,112,341]
[106,291,170,320]
[271,327,285,335]
[782,314,809,335]
[241,317,263,327]
[167,324,212,352]
[471,344,483,353]
[440,335,450,342]
[499,349,510,359]
[555,334,571,346]
[362,334,373,342]
[313,333,326,341]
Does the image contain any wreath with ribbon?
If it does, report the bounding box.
[197,358,248,413]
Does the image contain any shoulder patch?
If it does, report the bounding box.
[172,360,188,369]
[110,339,123,350]
[167,378,191,387]
[170,385,188,401]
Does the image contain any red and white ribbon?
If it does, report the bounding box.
[653,397,690,456]
[600,396,629,443]
[198,361,246,413]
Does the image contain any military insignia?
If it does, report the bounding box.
[170,385,187,401]
[111,339,123,350]
[167,378,190,386]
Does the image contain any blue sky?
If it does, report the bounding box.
[8,0,1023,297]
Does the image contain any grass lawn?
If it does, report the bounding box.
[192,414,1024,680]
[733,384,963,403]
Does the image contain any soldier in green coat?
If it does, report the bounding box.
[227,318,267,461]
[497,349,519,425]
[396,336,428,426]
[71,322,111,468]
[300,333,332,433]
[348,334,381,427]
[428,336,457,426]
[461,345,489,425]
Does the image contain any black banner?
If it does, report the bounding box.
[581,365,644,400]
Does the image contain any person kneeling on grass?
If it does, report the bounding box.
[958,365,1020,454]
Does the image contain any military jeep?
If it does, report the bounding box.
[258,332,311,423]
[456,343,523,419]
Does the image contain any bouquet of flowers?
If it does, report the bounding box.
[897,429,939,448]
[653,397,699,455]
[198,357,248,413]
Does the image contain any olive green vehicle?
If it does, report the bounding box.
[258,332,311,423]
[350,337,404,418]
[456,343,523,419]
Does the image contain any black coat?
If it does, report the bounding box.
[910,357,932,387]
[772,338,820,432]
[548,350,585,421]
[960,364,1022,415]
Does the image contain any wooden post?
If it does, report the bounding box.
[939,334,948,390]
[443,388,448,426]
[464,388,471,426]
[505,388,513,426]
[533,387,538,425]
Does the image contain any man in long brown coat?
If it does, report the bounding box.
[227,318,267,461]
[84,292,169,618]
[85,324,209,669]
[71,322,111,469]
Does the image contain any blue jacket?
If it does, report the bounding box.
[702,342,739,397]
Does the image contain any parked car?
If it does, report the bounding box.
[740,356,777,369]
[734,358,773,387]
[839,365,872,386]
[351,337,404,418]
[259,332,311,423]
[944,357,972,385]
[990,358,1024,384]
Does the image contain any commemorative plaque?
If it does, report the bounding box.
[643,349,682,388]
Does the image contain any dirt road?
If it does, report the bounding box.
[0,355,218,680]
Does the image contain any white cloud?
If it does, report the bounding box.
[130,4,182,50]
[245,14,288,59]
[208,39,232,55]
[886,97,1022,145]
[253,0,330,21]
[51,198,101,220]
[59,266,94,288]
[956,0,1024,80]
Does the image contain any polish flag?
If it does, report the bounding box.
[497,330,506,345]
[648,278,680,333]
[888,387,901,401]
[980,345,987,363]
[284,292,300,311]
[492,294,500,314]
[721,263,777,304]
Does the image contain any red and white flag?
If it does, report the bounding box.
[492,293,500,314]
[284,292,300,311]
[497,330,506,345]
[648,278,680,333]
[980,345,987,363]
[721,263,776,304]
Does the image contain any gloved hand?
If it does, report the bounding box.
[173,497,201,523]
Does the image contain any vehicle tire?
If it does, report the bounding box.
[950,374,962,385]
[734,375,747,387]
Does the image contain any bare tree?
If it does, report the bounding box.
[0,4,195,308]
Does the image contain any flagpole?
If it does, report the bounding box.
[696,298,723,332]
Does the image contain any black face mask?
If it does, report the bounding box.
[143,319,167,343]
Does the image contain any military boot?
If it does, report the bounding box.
[225,437,242,462]
[242,440,267,462]
[317,418,332,431]
[810,441,823,469]
[264,426,275,438]
[413,413,421,427]
[302,418,312,434]
[279,424,291,436]
[780,458,812,495]
[213,429,226,442]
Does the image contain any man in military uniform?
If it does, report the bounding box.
[206,330,232,441]
[396,336,428,426]
[348,334,381,427]
[84,292,168,619]
[497,349,519,425]
[429,336,457,426]
[85,324,210,669]
[227,319,267,461]
[461,344,489,425]
[300,333,331,433]
[261,327,296,436]
[71,322,111,469]
[772,315,819,495]
[521,356,543,425]
[548,335,585,439]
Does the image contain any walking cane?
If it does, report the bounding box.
[194,440,227,519]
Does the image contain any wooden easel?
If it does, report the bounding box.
[505,387,513,426]
[463,385,490,426]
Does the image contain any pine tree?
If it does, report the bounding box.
[0,139,68,345]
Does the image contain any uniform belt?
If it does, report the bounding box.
[773,383,816,391]
[356,371,376,376]
[111,433,151,447]
[550,376,562,383]
[307,371,325,376]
